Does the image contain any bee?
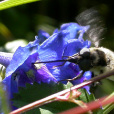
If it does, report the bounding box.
[35,8,114,81]
[76,8,114,81]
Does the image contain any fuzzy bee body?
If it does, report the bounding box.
[65,46,114,81]
[75,8,114,80]
[89,47,114,81]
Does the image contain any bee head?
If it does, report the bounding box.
[77,48,92,71]
[76,47,107,71]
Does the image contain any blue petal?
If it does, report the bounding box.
[52,64,91,94]
[35,65,57,83]
[83,71,92,80]
[53,29,59,34]
[63,39,84,56]
[63,39,91,57]
[83,71,92,94]
[60,23,81,39]
[38,31,70,68]
[60,23,89,40]
[52,63,80,84]
[37,30,50,44]
[0,52,13,67]
[5,39,39,78]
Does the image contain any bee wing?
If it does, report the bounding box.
[76,8,105,47]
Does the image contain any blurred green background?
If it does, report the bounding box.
[0,0,114,50]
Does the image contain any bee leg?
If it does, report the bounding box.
[91,72,102,87]
[93,81,102,87]
[52,61,66,68]
[62,55,69,59]
[58,71,84,83]
[66,71,84,81]
[62,53,79,59]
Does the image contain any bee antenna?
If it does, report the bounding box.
[34,59,68,64]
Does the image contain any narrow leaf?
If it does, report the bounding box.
[0,0,40,10]
[0,84,10,113]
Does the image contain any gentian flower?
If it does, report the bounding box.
[2,39,56,99]
[0,22,92,109]
[37,23,91,93]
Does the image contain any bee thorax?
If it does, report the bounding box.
[90,47,107,66]
[90,47,114,81]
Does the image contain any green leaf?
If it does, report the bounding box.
[0,84,10,113]
[12,82,103,114]
[12,82,76,113]
[0,0,40,10]
[103,92,114,114]
[93,109,103,114]
[12,82,62,107]
[78,89,104,114]
[0,65,6,81]
[78,88,95,103]
[103,104,114,114]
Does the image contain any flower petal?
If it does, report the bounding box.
[36,29,50,44]
[38,31,70,68]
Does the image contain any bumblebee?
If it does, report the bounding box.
[35,8,114,81]
[65,46,114,81]
[75,8,114,81]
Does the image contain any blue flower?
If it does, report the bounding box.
[37,23,91,92]
[2,39,56,100]
[1,22,92,104]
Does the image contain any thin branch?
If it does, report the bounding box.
[59,95,114,114]
[9,70,114,114]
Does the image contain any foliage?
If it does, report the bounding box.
[0,0,40,10]
[12,82,96,114]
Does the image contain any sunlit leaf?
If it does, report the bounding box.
[0,84,10,113]
[0,0,40,10]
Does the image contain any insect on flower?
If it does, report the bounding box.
[35,8,114,81]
